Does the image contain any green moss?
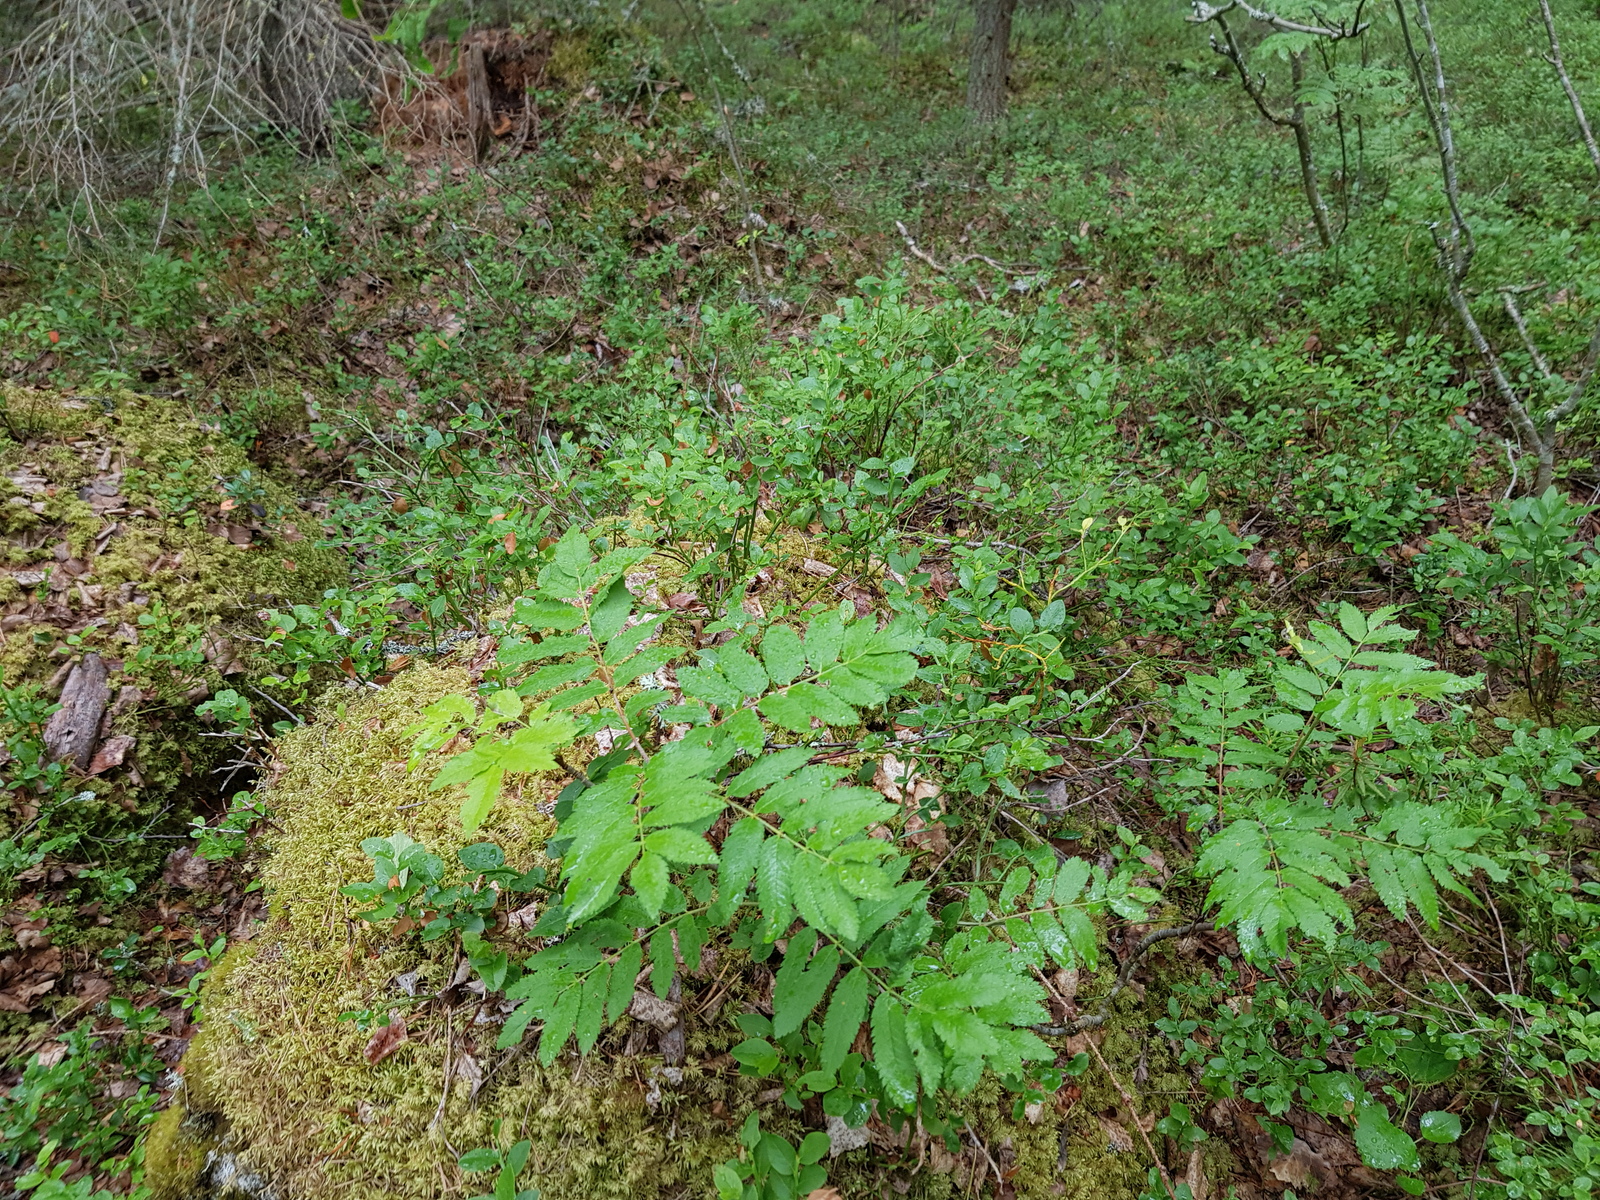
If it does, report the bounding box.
[144,1104,219,1200]
[1,385,343,693]
[170,665,760,1199]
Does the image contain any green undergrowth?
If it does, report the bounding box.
[5,0,1600,1197]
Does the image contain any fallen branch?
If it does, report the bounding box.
[1087,1038,1178,1198]
[1033,920,1210,1037]
[894,220,948,272]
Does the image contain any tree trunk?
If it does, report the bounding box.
[1288,51,1334,248]
[967,0,1017,123]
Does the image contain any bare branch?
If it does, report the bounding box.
[1289,49,1335,247]
[1501,293,1555,380]
[1537,0,1600,180]
[1189,0,1368,39]
[1554,319,1600,421]
[1,0,401,225]
[1208,17,1292,127]
[894,220,948,273]
[1204,16,1334,246]
[1395,0,1473,278]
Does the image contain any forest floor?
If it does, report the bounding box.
[4,1,1600,1198]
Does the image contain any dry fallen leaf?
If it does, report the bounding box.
[363,1012,409,1065]
[805,1189,843,1200]
[1097,1115,1135,1154]
[629,990,680,1031]
[162,847,210,890]
[88,734,135,776]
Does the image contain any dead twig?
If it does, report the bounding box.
[1033,921,1209,1036]
[1086,1038,1178,1198]
[894,220,948,273]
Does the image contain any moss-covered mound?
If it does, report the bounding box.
[151,656,1229,1200]
[2,385,343,686]
[1,384,346,1038]
[1,384,344,795]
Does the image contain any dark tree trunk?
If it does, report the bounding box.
[967,0,1017,122]
[259,7,329,154]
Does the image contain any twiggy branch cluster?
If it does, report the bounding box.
[0,0,398,234]
[1190,1,1369,248]
[1397,0,1600,493]
[1188,0,1367,40]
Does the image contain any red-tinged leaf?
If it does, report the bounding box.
[46,330,59,344]
[364,1013,408,1064]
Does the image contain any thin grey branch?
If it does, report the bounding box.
[1189,0,1367,38]
[1537,0,1600,180]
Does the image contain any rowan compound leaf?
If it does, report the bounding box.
[836,862,896,901]
[641,827,717,865]
[773,934,840,1038]
[760,682,859,732]
[718,706,765,756]
[677,663,744,710]
[903,1008,944,1095]
[728,746,816,797]
[792,865,860,942]
[717,643,769,698]
[498,1000,538,1049]
[719,817,765,899]
[538,984,582,1065]
[1031,910,1074,968]
[757,837,795,932]
[575,965,609,1055]
[1053,857,1091,905]
[805,610,845,670]
[640,776,723,828]
[512,595,587,631]
[649,926,676,998]
[1059,905,1098,969]
[820,967,869,1073]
